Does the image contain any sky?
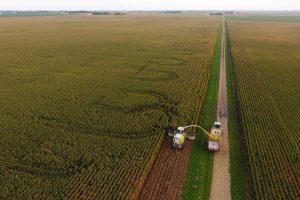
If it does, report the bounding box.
[1,0,300,11]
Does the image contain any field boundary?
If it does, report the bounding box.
[183,22,222,200]
[225,19,253,200]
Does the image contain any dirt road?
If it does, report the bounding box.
[209,17,231,200]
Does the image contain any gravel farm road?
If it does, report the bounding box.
[209,17,231,200]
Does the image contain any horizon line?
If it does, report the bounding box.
[1,9,300,12]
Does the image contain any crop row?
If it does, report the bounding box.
[228,21,300,200]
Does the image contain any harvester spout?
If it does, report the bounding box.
[182,125,220,141]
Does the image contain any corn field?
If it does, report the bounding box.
[227,20,300,199]
[0,15,219,199]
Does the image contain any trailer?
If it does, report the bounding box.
[208,140,220,151]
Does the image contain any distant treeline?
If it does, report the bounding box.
[209,11,236,15]
[209,12,223,15]
[0,11,64,17]
[66,11,126,15]
[161,11,181,14]
[93,12,126,15]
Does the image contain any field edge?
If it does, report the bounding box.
[132,135,165,199]
[225,19,254,200]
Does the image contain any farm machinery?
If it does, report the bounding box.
[168,122,223,151]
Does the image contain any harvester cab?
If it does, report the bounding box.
[168,126,196,149]
[170,127,186,149]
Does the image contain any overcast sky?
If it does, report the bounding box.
[1,0,300,11]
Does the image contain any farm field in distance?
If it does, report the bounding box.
[227,18,300,199]
[0,15,219,199]
[226,13,300,23]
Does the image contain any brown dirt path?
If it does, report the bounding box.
[138,137,193,200]
[209,17,231,200]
